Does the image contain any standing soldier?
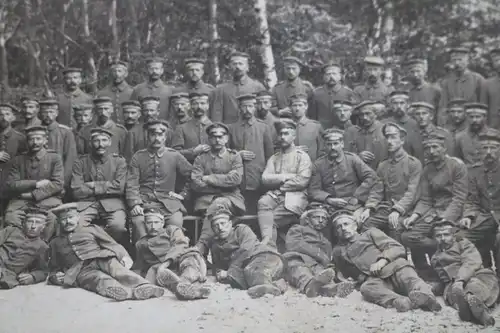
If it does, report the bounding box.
[438,47,486,127]
[405,59,441,112]
[55,67,93,127]
[354,56,393,102]
[454,103,489,165]
[332,99,355,130]
[483,48,500,129]
[210,51,266,124]
[5,126,64,241]
[122,100,141,131]
[255,90,277,135]
[272,56,314,111]
[39,99,77,186]
[97,61,133,124]
[176,58,214,97]
[171,92,212,163]
[400,132,468,280]
[16,96,42,132]
[131,57,174,121]
[126,120,192,244]
[82,96,127,156]
[228,94,274,213]
[71,128,128,244]
[309,62,357,129]
[445,99,468,148]
[73,104,94,156]
[169,92,192,130]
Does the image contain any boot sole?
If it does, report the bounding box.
[305,269,336,298]
[104,286,130,301]
[247,284,282,299]
[450,287,472,321]
[133,285,165,300]
[467,294,495,327]
[321,282,356,298]
[156,268,180,289]
[175,283,211,300]
[409,291,442,312]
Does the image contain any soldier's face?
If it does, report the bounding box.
[335,217,357,241]
[142,104,159,122]
[239,100,256,120]
[64,72,82,90]
[147,62,164,80]
[145,217,165,236]
[434,227,454,250]
[27,134,47,152]
[59,212,79,233]
[91,134,111,156]
[414,108,433,128]
[186,64,204,82]
[450,53,468,71]
[208,133,228,150]
[384,126,404,153]
[230,57,249,77]
[23,218,46,238]
[123,108,141,125]
[448,107,466,125]
[278,128,296,148]
[390,98,408,116]
[22,102,39,119]
[408,66,425,84]
[492,55,500,71]
[365,65,382,83]
[111,65,128,84]
[74,110,93,126]
[308,212,329,230]
[40,107,58,125]
[172,100,190,119]
[211,217,232,240]
[467,113,486,132]
[256,98,272,115]
[325,137,344,159]
[148,129,167,148]
[290,101,307,118]
[191,98,209,117]
[0,109,15,128]
[359,108,376,127]
[480,141,500,165]
[424,142,446,162]
[334,106,352,123]
[323,67,342,86]
[284,63,300,80]
[95,103,114,121]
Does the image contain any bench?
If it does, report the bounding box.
[183,215,258,241]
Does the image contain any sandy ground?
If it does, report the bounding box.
[1,278,499,333]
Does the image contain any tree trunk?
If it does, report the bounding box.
[254,0,277,89]
[208,0,220,85]
[82,0,97,93]
[366,0,383,56]
[127,0,141,53]
[0,36,9,93]
[110,0,119,59]
[379,1,394,56]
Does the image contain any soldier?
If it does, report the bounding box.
[288,93,323,161]
[0,208,49,289]
[82,96,127,156]
[228,94,274,213]
[332,211,442,313]
[272,56,314,111]
[134,208,210,300]
[16,96,42,132]
[284,205,355,298]
[354,56,393,102]
[430,220,497,326]
[210,206,287,298]
[400,132,468,279]
[73,104,94,155]
[359,123,422,238]
[484,48,500,128]
[55,67,93,127]
[405,59,441,112]
[344,100,388,170]
[257,119,312,252]
[169,92,192,129]
[438,47,486,127]
[48,203,164,301]
[171,92,212,163]
[176,58,215,97]
[71,128,128,244]
[309,62,357,128]
[131,57,174,121]
[411,102,453,164]
[126,120,192,244]
[5,126,64,241]
[331,99,355,130]
[308,129,377,220]
[445,99,468,148]
[454,103,490,166]
[38,99,77,186]
[210,51,266,124]
[97,60,134,124]
[192,123,245,255]
[459,129,500,267]
[255,90,277,135]
[122,100,141,131]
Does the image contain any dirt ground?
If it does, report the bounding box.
[0,278,498,333]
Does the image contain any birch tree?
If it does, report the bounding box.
[208,0,220,84]
[254,0,277,88]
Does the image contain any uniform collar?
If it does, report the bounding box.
[326,83,342,92]
[24,118,41,128]
[432,156,447,170]
[193,116,211,126]
[411,80,428,91]
[420,124,436,134]
[147,79,164,88]
[468,125,487,137]
[297,116,308,126]
[176,116,191,124]
[148,146,166,158]
[111,81,130,92]
[99,120,115,130]
[233,75,250,86]
[91,153,110,164]
[46,122,59,130]
[286,78,300,87]
[210,148,228,159]
[240,116,256,126]
[366,80,382,89]
[360,120,379,133]
[29,148,47,161]
[187,80,203,89]
[453,69,472,83]
[389,149,406,164]
[64,87,84,98]
[328,152,344,165]
[0,126,12,137]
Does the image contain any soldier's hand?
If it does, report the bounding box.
[193,144,210,155]
[369,258,389,276]
[402,214,418,230]
[36,179,51,188]
[120,256,134,269]
[216,270,228,282]
[326,197,348,208]
[352,207,366,225]
[0,151,11,163]
[297,145,309,153]
[388,211,400,229]
[86,182,95,189]
[359,151,375,163]
[55,272,65,285]
[168,191,184,201]
[240,150,256,161]
[130,205,143,216]
[459,218,472,229]
[17,273,35,285]
[358,208,371,224]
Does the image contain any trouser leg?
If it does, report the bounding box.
[243,253,284,288]
[102,209,128,244]
[285,259,315,293]
[257,194,279,243]
[76,261,131,298]
[178,252,207,283]
[97,257,151,288]
[130,215,146,245]
[459,219,497,268]
[359,277,400,308]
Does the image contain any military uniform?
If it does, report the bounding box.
[446,121,467,150]
[45,122,77,185]
[15,118,41,134]
[98,82,134,124]
[81,121,127,156]
[295,117,324,161]
[210,76,266,124]
[483,76,500,128]
[171,117,212,162]
[71,153,128,242]
[175,81,215,98]
[413,125,453,164]
[131,80,174,121]
[308,85,357,128]
[344,120,388,170]
[126,147,193,242]
[382,115,420,158]
[0,127,26,201]
[0,226,48,289]
[55,88,93,127]
[353,81,393,102]
[74,127,87,156]
[408,82,442,114]
[454,127,489,166]
[272,78,314,111]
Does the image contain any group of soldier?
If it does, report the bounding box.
[1,45,500,326]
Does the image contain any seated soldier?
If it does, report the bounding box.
[332,211,442,313]
[284,204,355,298]
[210,206,287,299]
[134,208,210,300]
[71,128,128,244]
[430,220,497,327]
[0,208,49,289]
[358,123,422,238]
[192,122,245,255]
[258,118,312,252]
[48,203,164,301]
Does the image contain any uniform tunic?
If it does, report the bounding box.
[295,117,323,161]
[46,122,77,185]
[124,122,174,162]
[353,81,393,102]
[408,82,442,114]
[81,121,127,156]
[171,117,212,162]
[454,127,488,166]
[308,85,357,128]
[175,81,215,97]
[98,82,134,124]
[0,127,26,199]
[344,120,388,170]
[382,115,420,158]
[131,80,175,121]
[483,76,500,128]
[272,78,314,111]
[55,88,93,127]
[413,124,454,164]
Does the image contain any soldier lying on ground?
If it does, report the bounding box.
[134,208,210,300]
